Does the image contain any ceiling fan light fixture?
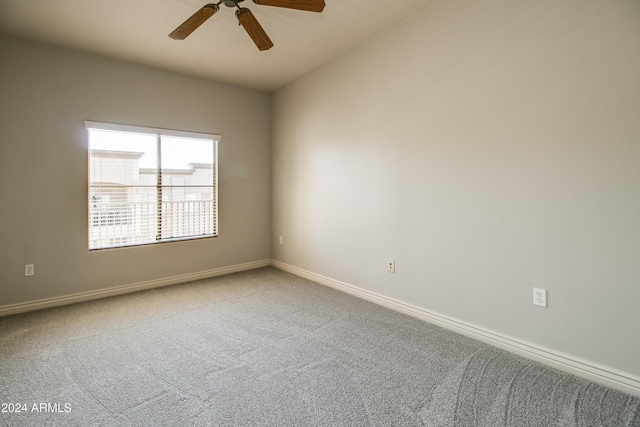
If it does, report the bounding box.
[169,0,324,50]
[236,8,274,51]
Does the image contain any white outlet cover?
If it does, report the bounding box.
[25,264,35,276]
[533,287,547,307]
[387,260,395,273]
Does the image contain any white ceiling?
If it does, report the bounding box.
[0,0,440,92]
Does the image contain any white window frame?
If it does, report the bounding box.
[86,121,220,250]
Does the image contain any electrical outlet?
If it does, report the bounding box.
[533,288,547,307]
[279,236,283,244]
[25,264,35,277]
[387,259,395,273]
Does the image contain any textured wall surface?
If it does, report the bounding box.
[0,36,271,306]
[271,0,640,380]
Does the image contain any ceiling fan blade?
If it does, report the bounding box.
[236,8,274,51]
[169,4,219,40]
[252,0,325,13]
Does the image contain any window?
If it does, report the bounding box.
[86,121,219,250]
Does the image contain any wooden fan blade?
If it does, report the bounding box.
[252,0,325,13]
[169,4,218,40]
[236,8,274,51]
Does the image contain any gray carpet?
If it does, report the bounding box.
[1,267,638,426]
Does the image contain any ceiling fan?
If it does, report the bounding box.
[169,0,326,51]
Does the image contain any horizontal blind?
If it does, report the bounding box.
[87,122,219,250]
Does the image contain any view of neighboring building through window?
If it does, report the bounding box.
[86,121,219,250]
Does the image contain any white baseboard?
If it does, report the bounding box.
[0,260,271,318]
[3,258,638,397]
[271,260,640,398]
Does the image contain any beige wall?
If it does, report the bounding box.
[0,36,271,306]
[271,0,640,382]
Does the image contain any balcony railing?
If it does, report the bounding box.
[89,200,215,249]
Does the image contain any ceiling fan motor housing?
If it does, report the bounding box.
[223,0,243,7]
